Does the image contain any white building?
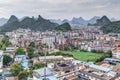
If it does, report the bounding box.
[33,68,57,80]
[0,50,3,68]
[41,37,56,49]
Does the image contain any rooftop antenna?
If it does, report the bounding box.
[44,44,47,80]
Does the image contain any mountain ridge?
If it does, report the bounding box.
[50,16,101,25]
[0,15,71,32]
[0,18,8,26]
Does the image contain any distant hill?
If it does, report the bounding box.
[50,16,100,26]
[62,19,69,24]
[0,15,71,32]
[88,16,100,24]
[49,19,62,24]
[0,18,8,26]
[7,15,19,23]
[55,23,71,32]
[100,21,120,33]
[110,18,118,21]
[88,16,111,26]
[71,17,87,25]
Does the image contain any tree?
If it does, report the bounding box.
[27,46,34,53]
[3,55,12,65]
[28,59,33,67]
[0,42,3,49]
[91,49,97,53]
[15,48,25,55]
[105,50,112,57]
[2,37,11,47]
[1,44,6,51]
[29,42,35,47]
[64,46,70,51]
[30,62,44,70]
[0,37,11,50]
[10,63,23,76]
[38,52,44,56]
[28,70,33,78]
[18,70,28,80]
[27,46,34,59]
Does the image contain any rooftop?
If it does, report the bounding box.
[34,68,53,77]
[15,55,26,58]
[21,59,29,69]
[89,64,111,72]
[39,56,63,60]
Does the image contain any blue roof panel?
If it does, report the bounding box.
[21,59,29,69]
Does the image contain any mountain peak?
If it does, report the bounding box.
[0,18,8,26]
[71,17,86,25]
[101,15,110,21]
[7,15,19,23]
[62,19,69,24]
[37,15,44,21]
[96,15,111,26]
[92,16,100,19]
[88,15,111,26]
[88,16,100,24]
[72,17,84,21]
[79,17,84,20]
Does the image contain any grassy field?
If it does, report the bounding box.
[61,51,108,63]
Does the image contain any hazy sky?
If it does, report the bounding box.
[0,0,120,20]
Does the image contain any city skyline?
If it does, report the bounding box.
[0,0,120,20]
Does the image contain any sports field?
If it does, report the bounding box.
[62,51,107,63]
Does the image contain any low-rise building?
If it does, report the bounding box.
[33,68,57,80]
[14,55,29,69]
[112,47,120,59]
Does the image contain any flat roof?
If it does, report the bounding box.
[104,58,120,61]
[89,64,111,72]
[72,60,83,64]
[34,68,53,77]
[39,56,63,60]
[15,55,26,58]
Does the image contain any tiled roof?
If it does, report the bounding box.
[96,62,106,65]
[112,47,120,53]
[112,68,120,73]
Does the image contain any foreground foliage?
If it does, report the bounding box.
[3,55,12,65]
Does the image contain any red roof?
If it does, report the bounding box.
[96,62,106,65]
